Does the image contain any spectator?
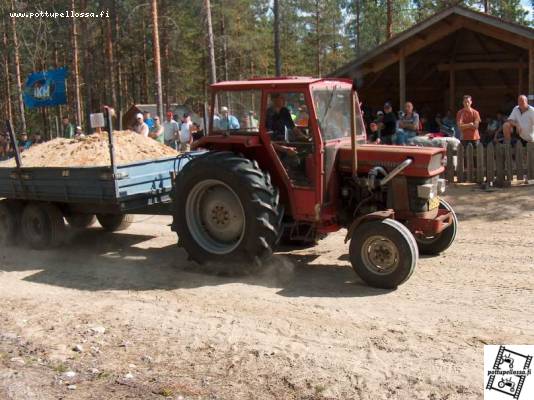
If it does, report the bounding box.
[143,111,154,130]
[163,111,180,148]
[217,106,240,130]
[32,132,44,144]
[484,116,500,145]
[149,116,164,143]
[0,132,11,160]
[397,101,420,145]
[178,113,193,152]
[192,122,203,141]
[74,126,85,138]
[296,105,309,127]
[503,95,534,145]
[62,116,75,139]
[132,113,149,137]
[368,122,381,144]
[377,102,397,145]
[456,95,481,145]
[18,133,32,152]
[440,110,458,138]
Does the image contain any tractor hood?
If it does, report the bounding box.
[338,143,446,178]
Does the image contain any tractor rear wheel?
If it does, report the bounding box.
[172,152,283,271]
[21,203,66,249]
[66,213,97,229]
[415,199,457,255]
[0,200,23,245]
[96,214,133,232]
[349,218,418,289]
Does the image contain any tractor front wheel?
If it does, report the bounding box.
[172,151,283,272]
[349,218,418,289]
[415,199,458,255]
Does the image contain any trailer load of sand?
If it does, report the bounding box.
[0,130,179,168]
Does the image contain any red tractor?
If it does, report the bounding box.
[172,77,457,288]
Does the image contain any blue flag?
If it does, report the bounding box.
[23,67,68,108]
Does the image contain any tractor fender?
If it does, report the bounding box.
[344,209,395,243]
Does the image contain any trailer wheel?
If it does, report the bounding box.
[66,213,96,229]
[96,214,134,232]
[172,151,283,271]
[415,199,458,255]
[21,203,66,249]
[0,200,23,245]
[349,218,418,289]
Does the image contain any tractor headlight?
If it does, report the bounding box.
[417,183,435,199]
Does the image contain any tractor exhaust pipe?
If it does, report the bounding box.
[379,158,413,186]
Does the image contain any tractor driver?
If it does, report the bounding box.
[266,94,310,183]
[266,94,308,156]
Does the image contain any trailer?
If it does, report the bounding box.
[0,123,198,248]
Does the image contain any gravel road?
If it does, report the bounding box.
[0,185,533,399]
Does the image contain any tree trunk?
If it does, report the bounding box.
[81,0,92,132]
[105,0,117,108]
[355,0,361,56]
[71,0,83,127]
[315,0,321,77]
[113,0,123,112]
[386,0,393,39]
[2,24,13,124]
[273,0,281,76]
[220,4,229,81]
[151,0,163,122]
[483,0,489,13]
[141,17,149,103]
[204,0,217,84]
[10,1,26,133]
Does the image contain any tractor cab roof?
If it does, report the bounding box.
[210,76,353,90]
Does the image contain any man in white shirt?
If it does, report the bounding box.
[179,113,193,152]
[503,95,534,144]
[162,111,180,148]
[132,113,149,137]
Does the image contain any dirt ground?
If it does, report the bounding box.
[0,185,533,399]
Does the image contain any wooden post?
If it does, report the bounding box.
[515,143,525,181]
[476,142,484,184]
[495,144,504,187]
[449,67,455,112]
[529,43,534,106]
[399,50,406,110]
[518,58,524,96]
[457,143,464,183]
[504,144,512,187]
[466,143,474,182]
[446,143,455,183]
[486,143,495,185]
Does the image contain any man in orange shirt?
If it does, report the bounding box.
[456,95,481,145]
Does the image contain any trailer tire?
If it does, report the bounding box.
[0,200,23,246]
[21,203,66,249]
[415,199,458,255]
[96,214,134,232]
[66,213,96,229]
[172,151,283,273]
[349,218,418,289]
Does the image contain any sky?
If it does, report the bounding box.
[520,0,533,21]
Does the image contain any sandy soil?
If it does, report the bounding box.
[0,131,178,168]
[0,185,533,399]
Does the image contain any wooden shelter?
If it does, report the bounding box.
[331,6,534,119]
